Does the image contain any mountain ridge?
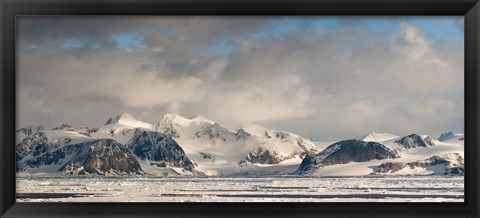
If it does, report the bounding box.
[16,113,464,177]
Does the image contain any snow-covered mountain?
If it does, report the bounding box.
[16,114,183,176]
[58,139,143,176]
[16,125,47,161]
[128,129,196,172]
[360,133,399,142]
[152,114,317,176]
[394,134,436,149]
[296,139,399,174]
[375,153,464,175]
[296,132,463,176]
[438,132,464,144]
[16,138,143,176]
[104,113,153,129]
[15,114,464,177]
[16,113,317,176]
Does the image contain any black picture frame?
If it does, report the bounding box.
[1,0,479,217]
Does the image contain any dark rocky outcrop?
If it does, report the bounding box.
[15,127,48,161]
[17,148,66,172]
[128,129,195,171]
[375,162,406,173]
[16,125,45,136]
[242,147,285,165]
[394,134,431,149]
[17,139,143,175]
[422,135,437,146]
[199,152,213,159]
[297,154,316,172]
[59,139,143,175]
[297,139,399,174]
[235,128,252,140]
[438,132,464,142]
[194,123,233,141]
[275,131,289,140]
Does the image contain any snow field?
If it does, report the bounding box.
[17,176,463,202]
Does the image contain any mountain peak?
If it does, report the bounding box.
[162,113,179,120]
[104,113,152,129]
[16,125,45,136]
[160,113,214,126]
[160,113,191,126]
[105,113,133,125]
[438,132,464,141]
[361,132,399,142]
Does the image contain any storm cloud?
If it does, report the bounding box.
[17,16,464,141]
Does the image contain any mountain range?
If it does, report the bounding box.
[16,113,464,177]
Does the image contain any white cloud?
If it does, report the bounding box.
[206,74,313,123]
[16,17,464,140]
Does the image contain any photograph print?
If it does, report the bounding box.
[15,16,464,202]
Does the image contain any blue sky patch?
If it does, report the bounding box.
[111,32,144,48]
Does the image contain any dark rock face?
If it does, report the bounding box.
[128,129,195,171]
[17,148,66,172]
[264,130,272,138]
[375,153,464,175]
[297,139,399,173]
[16,126,196,175]
[235,128,251,140]
[32,139,62,157]
[60,139,142,175]
[319,140,399,165]
[15,127,48,161]
[199,152,213,159]
[297,154,316,172]
[15,128,80,171]
[16,125,45,136]
[17,139,143,175]
[438,132,460,141]
[395,134,430,149]
[438,132,464,142]
[243,147,285,165]
[275,131,289,140]
[422,136,436,146]
[376,162,406,173]
[438,132,455,141]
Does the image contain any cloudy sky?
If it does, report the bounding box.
[16,16,464,141]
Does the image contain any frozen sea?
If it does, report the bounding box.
[16,175,464,202]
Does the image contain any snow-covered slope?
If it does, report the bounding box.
[153,115,317,176]
[104,113,153,129]
[154,113,215,138]
[360,133,399,142]
[91,113,155,144]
